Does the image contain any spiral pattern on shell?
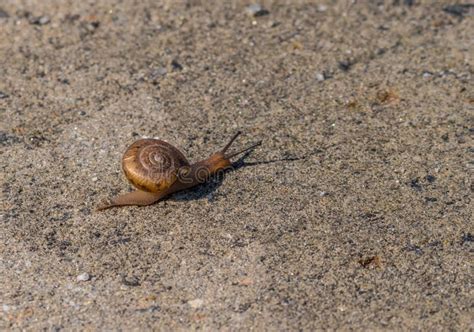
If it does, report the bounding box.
[122,139,190,193]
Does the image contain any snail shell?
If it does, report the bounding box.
[122,139,189,193]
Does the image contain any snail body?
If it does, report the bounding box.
[97,132,260,210]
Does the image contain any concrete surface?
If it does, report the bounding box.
[1,0,473,330]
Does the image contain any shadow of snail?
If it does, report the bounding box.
[97,132,261,210]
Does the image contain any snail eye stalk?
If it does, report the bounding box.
[220,131,261,159]
[221,131,262,159]
[221,131,242,154]
[224,141,262,160]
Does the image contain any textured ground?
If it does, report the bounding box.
[1,0,473,330]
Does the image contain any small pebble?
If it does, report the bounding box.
[171,59,183,71]
[39,16,50,25]
[152,67,167,78]
[188,298,204,309]
[267,20,279,28]
[422,71,432,78]
[315,73,325,81]
[80,21,100,35]
[425,175,436,183]
[86,21,100,31]
[77,272,90,282]
[0,91,8,99]
[443,4,474,18]
[317,5,328,12]
[122,275,140,287]
[246,4,270,17]
[338,60,352,71]
[30,15,50,25]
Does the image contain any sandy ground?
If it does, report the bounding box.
[1,0,473,330]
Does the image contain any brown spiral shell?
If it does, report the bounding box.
[122,139,190,193]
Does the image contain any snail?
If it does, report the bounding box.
[97,131,261,210]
